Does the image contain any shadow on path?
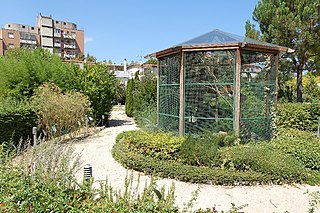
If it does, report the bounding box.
[107,119,133,127]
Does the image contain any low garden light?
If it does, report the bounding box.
[84,164,92,181]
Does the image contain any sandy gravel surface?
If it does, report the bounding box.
[73,106,320,213]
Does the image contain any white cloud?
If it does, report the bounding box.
[84,37,94,44]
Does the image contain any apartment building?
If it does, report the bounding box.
[0,14,84,59]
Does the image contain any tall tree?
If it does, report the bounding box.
[251,0,320,102]
[245,20,260,40]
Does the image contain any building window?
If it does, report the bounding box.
[56,21,59,24]
[63,22,66,25]
[31,27,34,30]
[8,43,14,48]
[8,32,14,39]
[54,28,61,33]
[8,24,11,27]
[22,25,25,29]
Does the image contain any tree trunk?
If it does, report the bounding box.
[296,68,303,102]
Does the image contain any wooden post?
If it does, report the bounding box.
[179,52,185,136]
[156,59,160,126]
[234,49,241,143]
[274,53,279,111]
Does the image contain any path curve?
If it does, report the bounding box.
[73,106,320,213]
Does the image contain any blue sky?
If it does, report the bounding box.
[0,0,259,63]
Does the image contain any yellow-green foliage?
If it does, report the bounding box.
[31,83,90,139]
[277,102,320,131]
[272,128,320,171]
[114,130,320,185]
[116,130,184,160]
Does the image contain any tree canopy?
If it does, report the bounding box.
[247,0,320,102]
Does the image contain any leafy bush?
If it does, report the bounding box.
[0,97,36,145]
[133,72,157,114]
[70,63,117,122]
[277,102,320,131]
[272,128,320,171]
[0,141,84,212]
[134,101,157,131]
[125,78,134,117]
[113,135,270,185]
[0,141,179,212]
[31,83,90,139]
[179,132,232,167]
[116,130,184,160]
[114,130,320,185]
[0,48,76,100]
[218,143,307,183]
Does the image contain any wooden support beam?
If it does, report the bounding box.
[234,49,241,143]
[274,53,279,111]
[179,52,185,136]
[156,60,160,127]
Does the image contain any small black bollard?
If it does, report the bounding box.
[83,164,92,181]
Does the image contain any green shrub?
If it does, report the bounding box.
[179,132,234,167]
[114,130,320,185]
[272,128,320,171]
[277,102,320,131]
[0,141,179,212]
[117,130,184,160]
[134,101,157,131]
[125,79,134,117]
[218,143,307,183]
[132,72,157,114]
[112,137,267,185]
[0,97,36,146]
[0,48,76,100]
[31,83,90,139]
[70,63,116,122]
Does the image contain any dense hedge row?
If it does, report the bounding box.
[113,130,320,185]
[274,128,320,171]
[277,102,320,131]
[112,137,266,185]
[0,99,36,145]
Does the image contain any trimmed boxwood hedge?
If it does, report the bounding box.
[112,138,267,185]
[112,131,320,185]
[113,131,320,185]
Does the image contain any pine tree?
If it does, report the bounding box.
[250,0,320,102]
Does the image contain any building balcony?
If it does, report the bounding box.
[64,44,76,49]
[63,33,76,39]
[54,42,61,47]
[20,39,37,45]
[54,32,61,38]
[64,54,76,59]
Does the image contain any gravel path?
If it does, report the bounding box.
[73,106,320,213]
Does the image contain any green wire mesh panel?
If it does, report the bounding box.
[184,50,235,134]
[158,53,181,133]
[240,51,276,141]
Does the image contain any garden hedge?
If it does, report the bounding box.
[277,102,320,131]
[112,138,267,185]
[113,131,320,185]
